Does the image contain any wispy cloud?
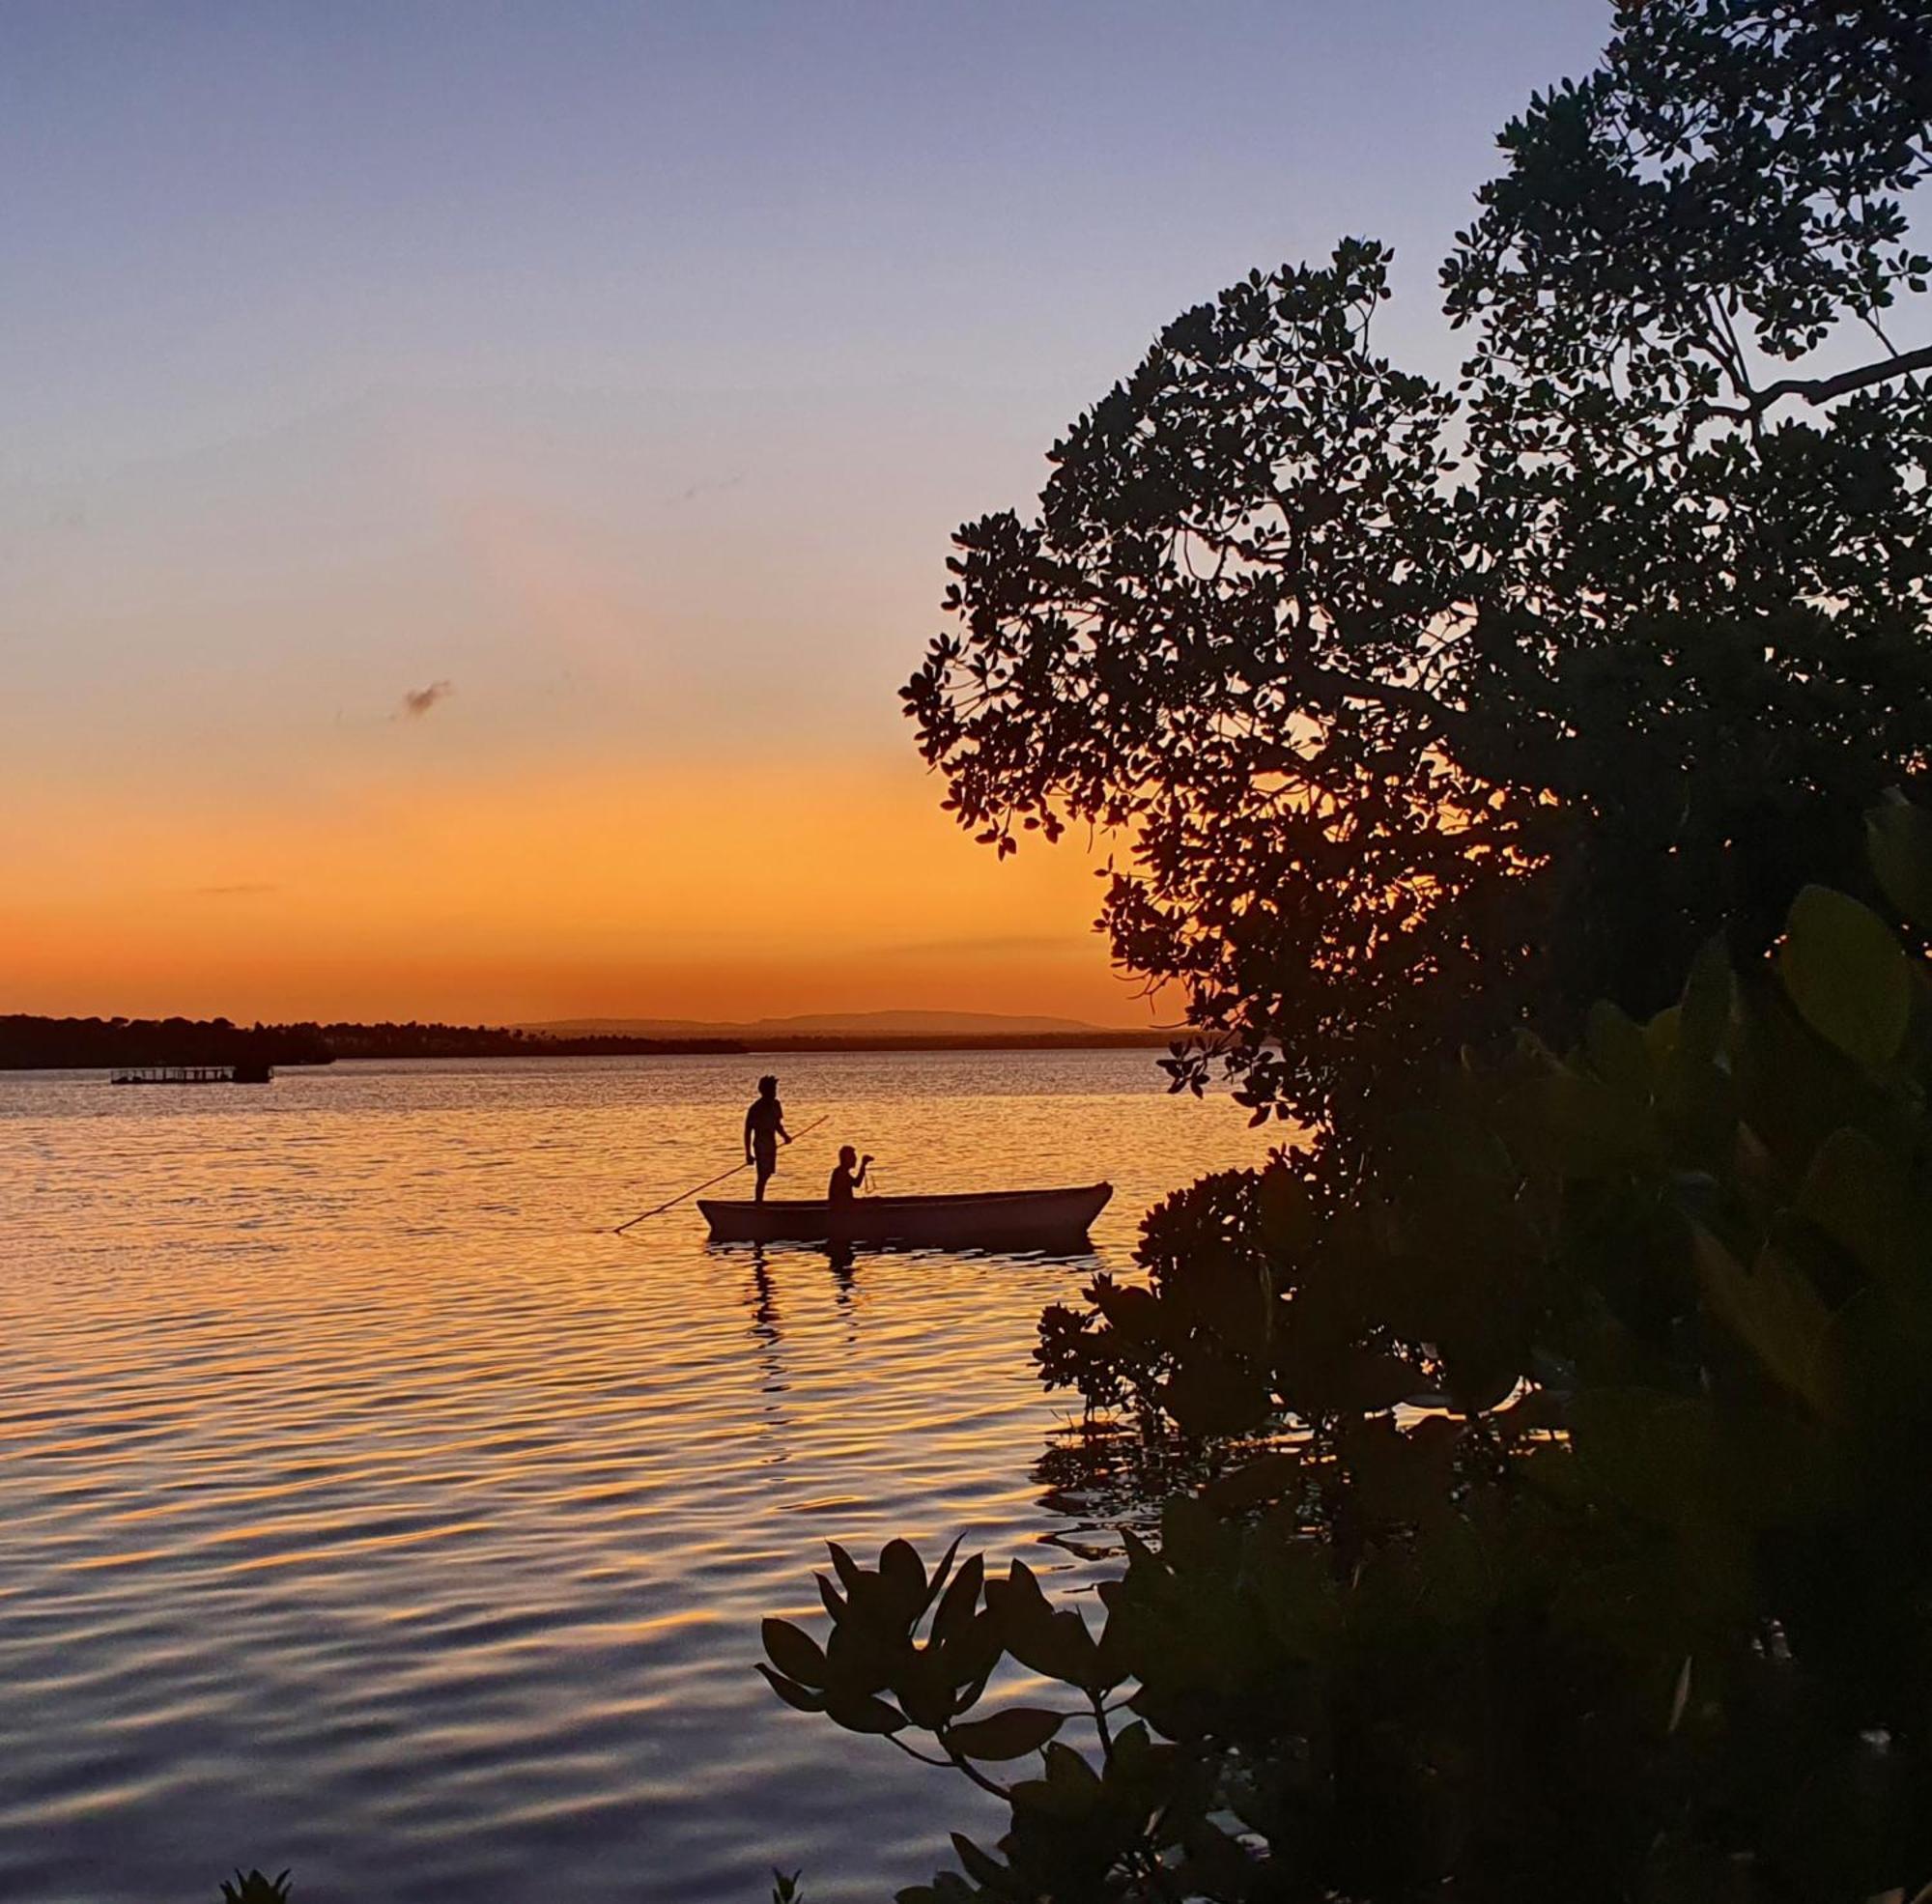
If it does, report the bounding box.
[398,679,454,720]
[193,882,279,898]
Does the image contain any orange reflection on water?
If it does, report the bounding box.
[0,1048,1272,1902]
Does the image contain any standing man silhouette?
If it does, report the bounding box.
[743,1074,791,1204]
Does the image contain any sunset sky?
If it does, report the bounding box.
[2,0,1607,1025]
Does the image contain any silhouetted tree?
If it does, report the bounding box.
[903,0,1932,1152]
[770,4,1932,1896]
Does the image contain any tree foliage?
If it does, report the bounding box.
[769,9,1932,1893]
[763,800,1932,1901]
[902,0,1932,1148]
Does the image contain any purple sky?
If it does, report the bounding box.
[0,2,1617,1020]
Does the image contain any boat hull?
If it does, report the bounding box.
[698,1183,1112,1249]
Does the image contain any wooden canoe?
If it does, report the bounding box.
[698,1182,1112,1249]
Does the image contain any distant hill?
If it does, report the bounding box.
[526,1009,1122,1037]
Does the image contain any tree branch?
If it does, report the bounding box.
[892,1734,1012,1800]
[1696,342,1932,423]
[1281,657,1472,747]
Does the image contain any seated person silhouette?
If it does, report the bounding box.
[827,1145,871,1212]
[743,1075,791,1204]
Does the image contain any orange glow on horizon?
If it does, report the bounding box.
[3,753,1165,1028]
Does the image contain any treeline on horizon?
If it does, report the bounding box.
[0,1014,1174,1070]
[0,1015,741,1068]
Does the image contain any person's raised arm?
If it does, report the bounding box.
[856,1154,871,1189]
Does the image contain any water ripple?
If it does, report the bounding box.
[0,1051,1267,1901]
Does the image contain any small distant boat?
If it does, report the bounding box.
[699,1183,1112,1249]
[110,1063,273,1086]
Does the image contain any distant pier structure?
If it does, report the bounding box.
[110,1062,273,1086]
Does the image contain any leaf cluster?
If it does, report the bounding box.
[1446,0,1932,374]
[760,1537,1176,1899]
[217,1873,292,1904]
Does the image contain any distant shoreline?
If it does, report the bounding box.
[0,1014,1179,1072]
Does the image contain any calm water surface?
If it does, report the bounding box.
[0,1050,1268,1902]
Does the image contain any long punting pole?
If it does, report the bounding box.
[613,1115,829,1235]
